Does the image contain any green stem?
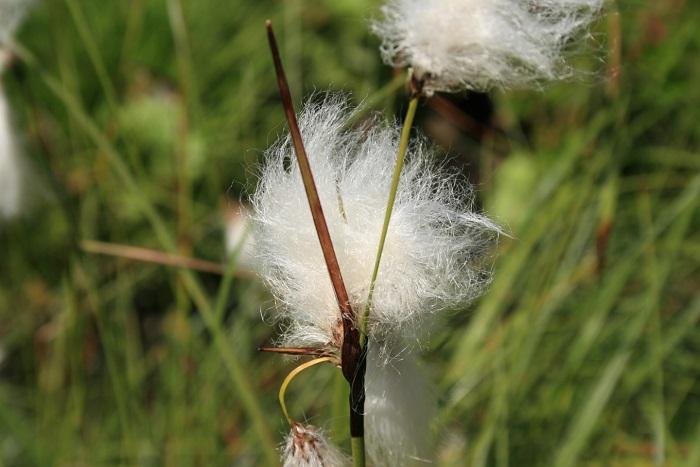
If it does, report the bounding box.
[359,96,419,346]
[351,436,366,467]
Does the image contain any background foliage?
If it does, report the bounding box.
[0,0,698,465]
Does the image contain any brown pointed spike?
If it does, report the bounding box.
[258,346,334,358]
[265,20,360,382]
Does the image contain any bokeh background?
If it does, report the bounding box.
[1,0,699,465]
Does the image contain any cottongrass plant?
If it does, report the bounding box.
[372,0,603,94]
[251,91,499,465]
[257,3,602,460]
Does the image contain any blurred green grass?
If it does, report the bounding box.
[0,0,698,466]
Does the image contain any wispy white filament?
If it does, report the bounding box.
[373,0,603,93]
[365,344,436,466]
[0,86,22,219]
[282,423,349,467]
[250,96,499,352]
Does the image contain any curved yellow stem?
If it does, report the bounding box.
[278,357,335,426]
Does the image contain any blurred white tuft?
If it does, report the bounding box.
[372,0,603,94]
[0,86,22,220]
[0,0,34,46]
[365,343,436,466]
[1,0,35,220]
[224,202,255,269]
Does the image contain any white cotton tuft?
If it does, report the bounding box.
[250,95,499,353]
[0,86,22,220]
[282,423,349,467]
[372,0,603,94]
[365,343,436,466]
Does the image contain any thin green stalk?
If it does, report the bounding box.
[639,192,666,465]
[167,0,201,121]
[359,96,419,345]
[118,0,145,77]
[351,437,366,467]
[72,262,136,460]
[64,0,118,111]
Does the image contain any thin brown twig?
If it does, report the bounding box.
[80,239,253,278]
[265,20,360,379]
[258,346,337,359]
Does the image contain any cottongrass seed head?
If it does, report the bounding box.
[250,95,499,355]
[372,0,604,94]
[282,423,349,467]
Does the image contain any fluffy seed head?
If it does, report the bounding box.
[0,86,22,220]
[365,344,436,466]
[250,96,499,354]
[372,0,603,94]
[282,423,349,467]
